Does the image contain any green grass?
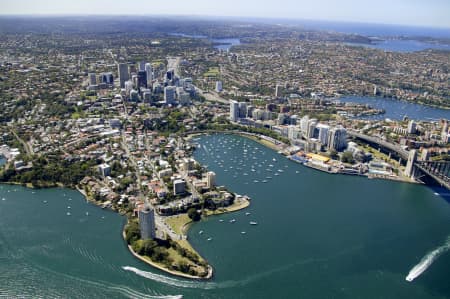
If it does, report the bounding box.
[166,214,191,235]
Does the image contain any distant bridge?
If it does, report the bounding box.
[348,131,450,190]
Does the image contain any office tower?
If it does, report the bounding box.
[125,80,134,96]
[215,81,223,92]
[100,72,114,85]
[145,63,153,86]
[88,73,97,86]
[275,84,283,98]
[118,63,129,88]
[164,86,176,105]
[206,171,216,188]
[138,61,146,71]
[166,70,174,81]
[230,100,239,122]
[138,207,156,239]
[328,126,347,151]
[137,71,147,89]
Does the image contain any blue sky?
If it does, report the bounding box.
[1,0,450,28]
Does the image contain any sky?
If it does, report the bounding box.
[1,0,450,28]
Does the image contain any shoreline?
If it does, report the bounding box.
[121,227,213,280]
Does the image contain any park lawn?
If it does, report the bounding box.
[166,214,191,235]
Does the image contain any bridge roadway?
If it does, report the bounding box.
[347,131,409,160]
[348,131,450,189]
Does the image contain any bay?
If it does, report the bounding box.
[1,133,450,298]
[338,96,450,121]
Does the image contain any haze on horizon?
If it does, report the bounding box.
[1,0,450,29]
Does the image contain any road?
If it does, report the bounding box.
[10,129,33,157]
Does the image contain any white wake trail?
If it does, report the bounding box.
[406,236,450,282]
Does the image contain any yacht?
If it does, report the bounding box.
[229,219,236,223]
[249,221,258,225]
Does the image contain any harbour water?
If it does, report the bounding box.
[169,33,240,51]
[346,39,450,53]
[339,96,450,121]
[1,134,450,298]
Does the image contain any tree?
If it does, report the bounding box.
[341,151,355,164]
[187,208,201,221]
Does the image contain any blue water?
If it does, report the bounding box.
[211,38,241,51]
[272,19,450,39]
[1,135,450,298]
[339,96,450,121]
[169,33,241,50]
[346,39,450,53]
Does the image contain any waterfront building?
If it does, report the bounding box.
[307,119,318,139]
[118,63,130,88]
[88,73,97,86]
[407,120,417,134]
[138,207,156,239]
[98,163,111,177]
[328,126,347,151]
[442,121,449,143]
[173,179,186,195]
[164,86,176,105]
[215,81,223,92]
[238,102,247,118]
[300,115,309,135]
[317,124,330,146]
[145,63,153,86]
[206,171,216,189]
[230,100,239,122]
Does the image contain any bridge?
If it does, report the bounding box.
[348,131,450,190]
[415,161,450,189]
[347,131,409,160]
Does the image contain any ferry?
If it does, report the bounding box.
[249,221,258,225]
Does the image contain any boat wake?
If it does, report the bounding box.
[405,236,450,282]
